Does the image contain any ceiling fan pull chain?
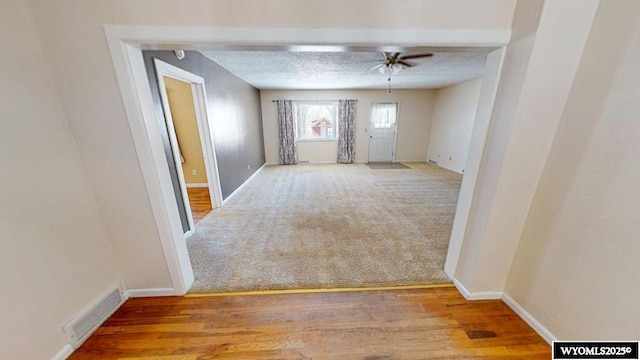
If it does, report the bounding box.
[387,76,392,95]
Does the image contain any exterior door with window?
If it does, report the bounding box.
[368,102,398,162]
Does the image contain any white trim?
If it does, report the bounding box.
[296,138,339,142]
[105,32,191,295]
[186,182,209,188]
[453,277,502,300]
[265,162,279,166]
[104,26,511,48]
[50,344,73,360]
[193,80,224,209]
[155,61,197,231]
[222,163,266,205]
[453,278,557,344]
[432,162,464,175]
[298,160,338,164]
[154,59,224,215]
[502,293,557,344]
[125,287,178,298]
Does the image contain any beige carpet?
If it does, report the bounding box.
[187,162,462,293]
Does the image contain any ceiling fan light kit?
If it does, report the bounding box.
[370,52,433,94]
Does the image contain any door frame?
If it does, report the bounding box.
[104,25,509,295]
[367,101,400,163]
[154,59,223,234]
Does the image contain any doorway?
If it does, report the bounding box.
[368,102,399,163]
[155,59,223,233]
[105,27,507,295]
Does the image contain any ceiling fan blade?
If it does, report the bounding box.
[399,53,434,60]
[369,63,385,72]
[383,52,391,61]
[390,52,401,62]
[397,60,413,68]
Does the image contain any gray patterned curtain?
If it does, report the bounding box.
[276,100,298,165]
[337,99,357,164]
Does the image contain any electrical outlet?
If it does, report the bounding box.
[248,164,251,170]
[192,169,197,176]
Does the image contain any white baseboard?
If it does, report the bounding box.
[186,183,208,188]
[222,163,266,205]
[433,163,464,174]
[299,160,338,164]
[51,344,73,360]
[265,162,279,165]
[502,293,557,344]
[452,277,556,344]
[453,277,502,300]
[125,287,176,298]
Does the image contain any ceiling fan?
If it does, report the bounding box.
[370,52,433,94]
[369,52,434,75]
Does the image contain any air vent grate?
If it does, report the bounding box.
[63,286,124,347]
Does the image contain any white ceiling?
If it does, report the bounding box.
[200,49,491,90]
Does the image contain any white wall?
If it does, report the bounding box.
[261,90,435,163]
[427,78,483,173]
[453,0,600,294]
[506,0,640,340]
[0,1,122,358]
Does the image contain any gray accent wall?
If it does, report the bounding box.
[143,51,265,232]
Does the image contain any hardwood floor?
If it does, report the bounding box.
[187,187,212,224]
[70,287,551,359]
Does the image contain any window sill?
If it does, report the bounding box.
[296,138,339,142]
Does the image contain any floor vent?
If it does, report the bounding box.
[63,285,125,347]
[428,159,438,166]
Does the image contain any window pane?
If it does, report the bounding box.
[372,103,397,128]
[295,102,338,139]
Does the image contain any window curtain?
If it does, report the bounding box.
[337,99,357,164]
[276,100,298,165]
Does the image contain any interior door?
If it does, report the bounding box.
[368,102,398,162]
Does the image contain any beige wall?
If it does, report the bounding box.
[98,0,516,29]
[506,0,640,340]
[24,0,516,293]
[0,1,122,358]
[427,78,483,173]
[164,77,208,184]
[13,0,640,353]
[261,89,435,163]
[454,0,599,293]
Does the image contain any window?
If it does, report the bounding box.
[294,101,338,140]
[371,102,398,129]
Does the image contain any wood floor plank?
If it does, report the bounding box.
[186,187,212,224]
[70,288,551,359]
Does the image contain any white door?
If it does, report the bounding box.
[368,102,398,162]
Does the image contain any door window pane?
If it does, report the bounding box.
[371,103,397,128]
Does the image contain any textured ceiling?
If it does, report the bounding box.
[200,50,491,90]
